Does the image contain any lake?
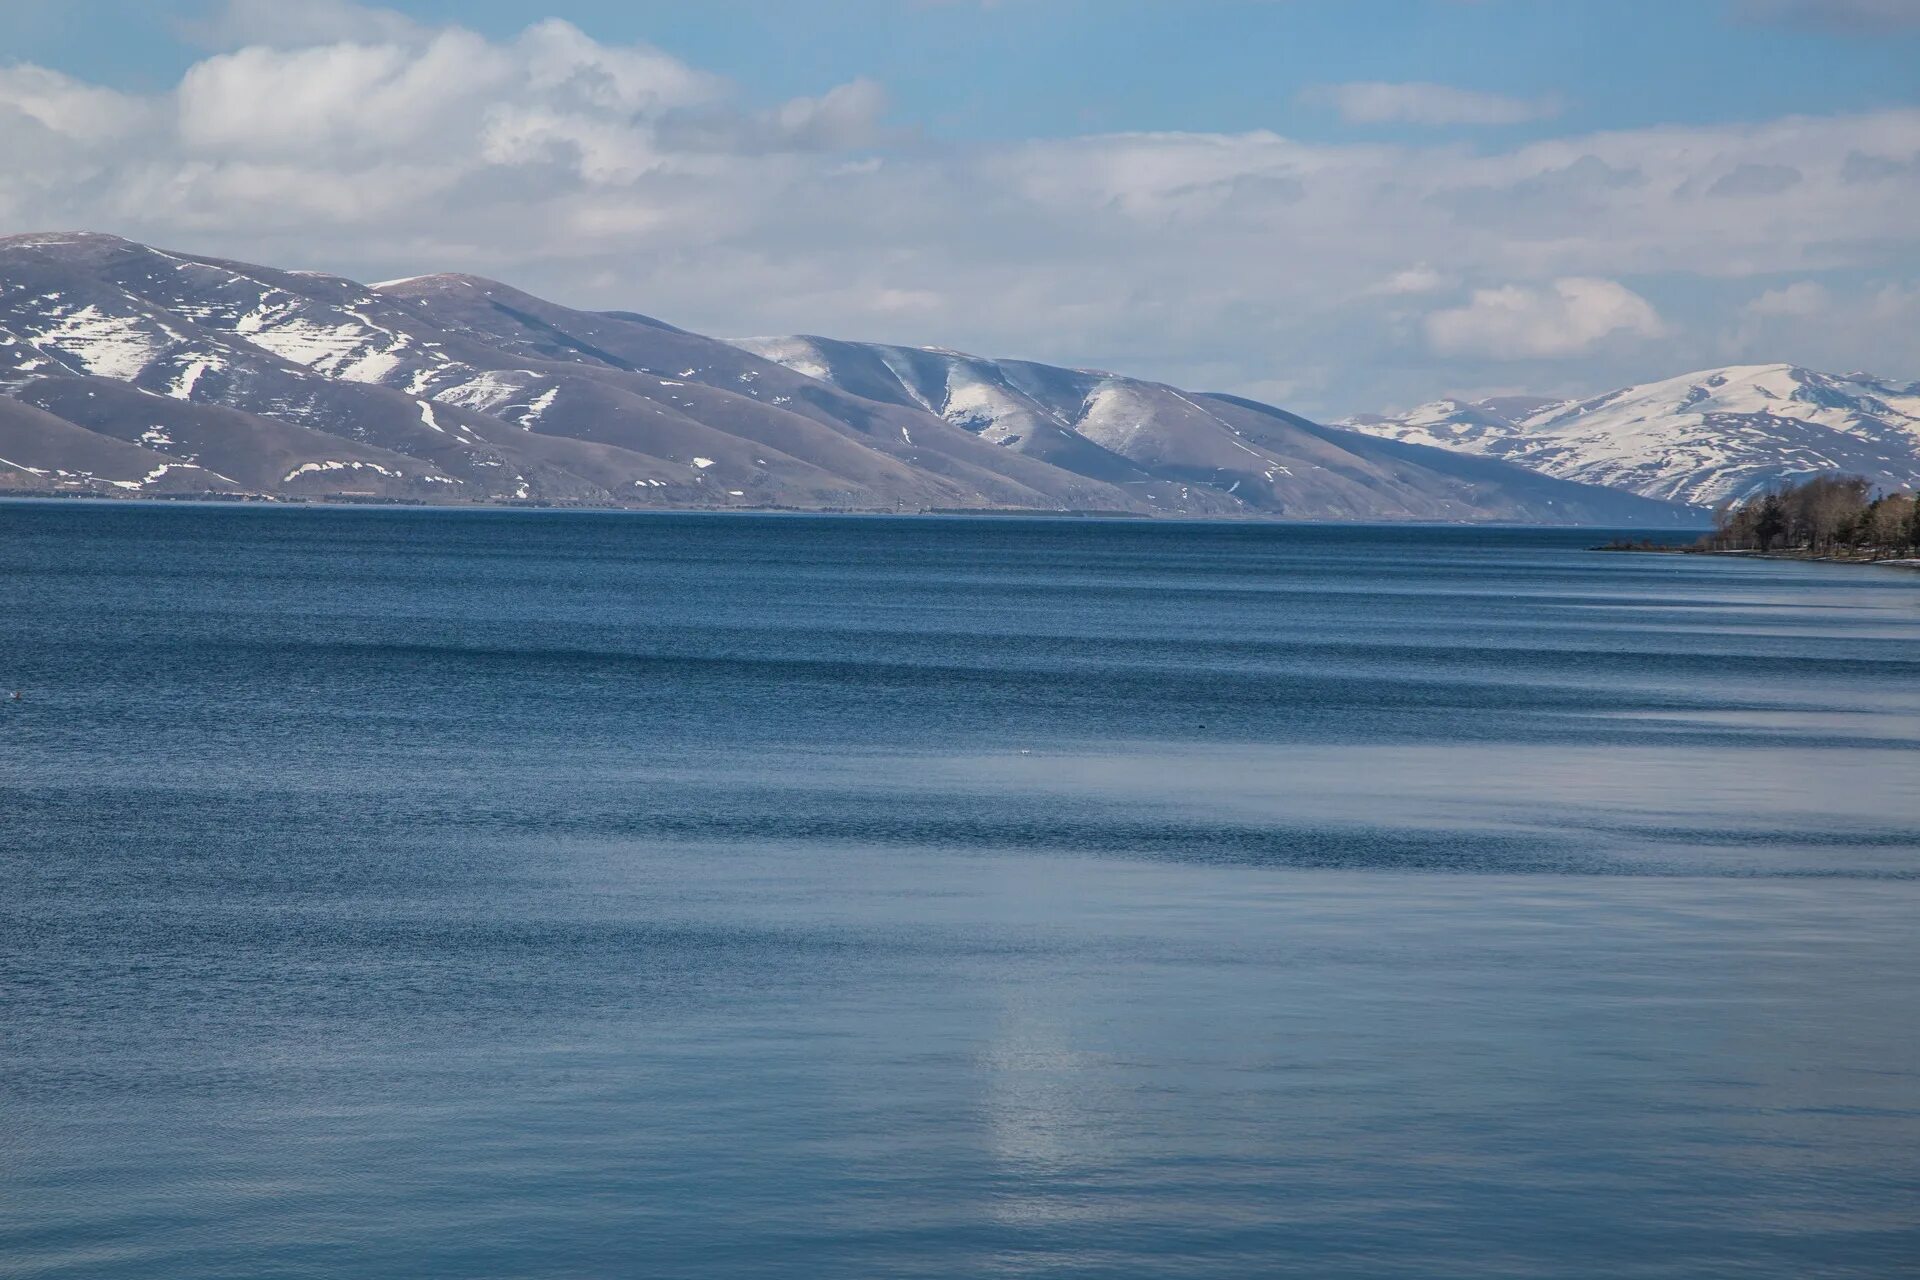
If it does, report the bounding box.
[2,503,1917,1278]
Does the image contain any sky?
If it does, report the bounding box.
[3,0,1919,416]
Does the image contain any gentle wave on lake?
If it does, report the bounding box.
[3,505,1917,1278]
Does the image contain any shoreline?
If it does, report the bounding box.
[1598,542,1920,571]
[1710,549,1920,571]
[0,490,1711,529]
[0,488,1147,519]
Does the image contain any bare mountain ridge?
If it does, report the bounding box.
[0,232,1694,522]
[734,334,1697,523]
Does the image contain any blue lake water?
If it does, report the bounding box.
[2,503,1917,1278]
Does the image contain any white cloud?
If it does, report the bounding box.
[515,18,723,114]
[1707,162,1803,197]
[176,31,516,160]
[0,65,148,144]
[1300,81,1561,126]
[1726,277,1920,373]
[764,79,893,151]
[1425,279,1666,358]
[1370,264,1453,296]
[1744,281,1832,317]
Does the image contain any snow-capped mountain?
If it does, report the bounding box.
[0,231,1122,511]
[733,334,1697,523]
[0,231,1696,522]
[1343,366,1920,506]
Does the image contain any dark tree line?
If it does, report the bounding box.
[1704,474,1919,555]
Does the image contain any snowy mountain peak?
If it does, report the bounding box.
[1344,363,1920,505]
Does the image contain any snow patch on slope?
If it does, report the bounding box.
[22,305,172,381]
[283,459,403,482]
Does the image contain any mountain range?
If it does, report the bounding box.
[1341,366,1920,507]
[0,232,1694,524]
[2,232,1908,524]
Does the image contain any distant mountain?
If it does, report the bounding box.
[1343,365,1920,506]
[733,335,1698,524]
[0,231,1696,523]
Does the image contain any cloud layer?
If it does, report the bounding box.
[1,4,1917,415]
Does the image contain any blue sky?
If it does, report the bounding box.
[4,0,1919,413]
[18,1,1920,141]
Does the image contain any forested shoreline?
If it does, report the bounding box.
[1597,474,1919,561]
[1701,475,1918,557]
